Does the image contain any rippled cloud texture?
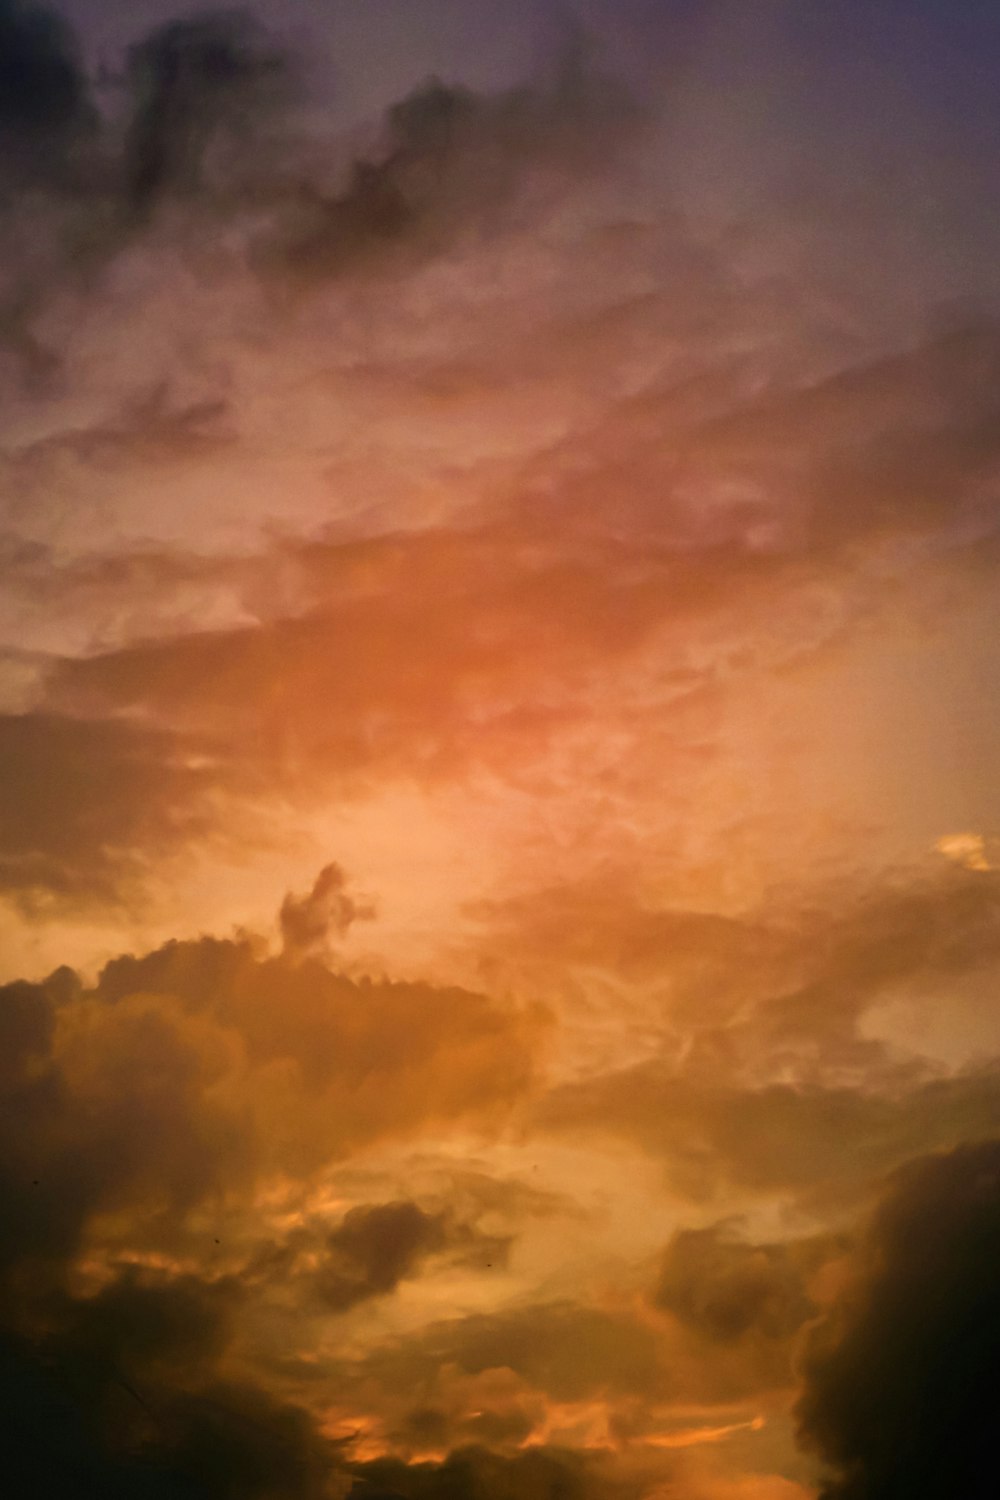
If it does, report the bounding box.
[1,1,999,1496]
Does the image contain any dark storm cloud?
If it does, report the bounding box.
[796,1139,1000,1500]
[0,929,541,1303]
[0,1292,337,1499]
[0,0,93,157]
[0,1,639,283]
[0,952,337,1495]
[123,9,287,215]
[0,922,544,1496]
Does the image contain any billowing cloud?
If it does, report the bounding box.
[0,1276,338,1498]
[796,1139,1000,1500]
[0,913,545,1493]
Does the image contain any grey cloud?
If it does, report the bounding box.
[0,0,94,167]
[510,320,1000,559]
[123,10,288,216]
[267,46,641,284]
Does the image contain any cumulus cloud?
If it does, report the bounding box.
[0,915,546,1494]
[796,1139,1000,1500]
[0,930,542,1302]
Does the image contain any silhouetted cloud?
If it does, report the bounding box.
[797,1139,1000,1500]
[280,861,375,957]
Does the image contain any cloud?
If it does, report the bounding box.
[319,1200,500,1311]
[480,861,1000,1106]
[250,1198,511,1313]
[796,1139,1000,1500]
[0,910,550,1496]
[349,1300,670,1411]
[0,1281,338,1499]
[0,0,93,161]
[541,1060,1000,1210]
[280,862,376,958]
[91,934,546,1172]
[0,711,224,910]
[2,9,1000,1500]
[346,1442,644,1500]
[0,927,543,1305]
[123,10,288,216]
[267,42,641,284]
[936,831,995,872]
[654,1224,832,1345]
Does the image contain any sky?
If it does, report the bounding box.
[1,2,999,1497]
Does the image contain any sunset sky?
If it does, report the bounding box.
[1,3,999,1497]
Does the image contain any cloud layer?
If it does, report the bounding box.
[2,2,999,1497]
